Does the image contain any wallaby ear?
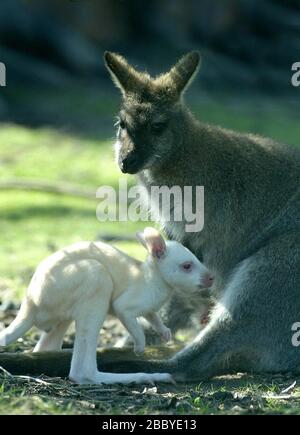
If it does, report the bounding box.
[168,51,201,97]
[136,231,148,250]
[104,51,146,97]
[136,227,166,260]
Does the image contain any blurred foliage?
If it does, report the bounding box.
[0,0,300,127]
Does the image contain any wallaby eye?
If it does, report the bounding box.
[119,119,126,129]
[181,261,193,272]
[151,121,167,134]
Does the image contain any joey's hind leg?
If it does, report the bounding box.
[69,295,109,384]
[33,320,71,352]
[69,295,172,385]
[68,262,113,384]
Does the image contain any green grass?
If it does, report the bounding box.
[0,93,299,415]
[1,372,300,415]
[0,124,146,300]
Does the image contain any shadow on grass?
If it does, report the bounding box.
[1,205,95,221]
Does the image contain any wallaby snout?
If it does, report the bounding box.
[116,130,150,174]
[199,272,214,289]
[119,150,140,174]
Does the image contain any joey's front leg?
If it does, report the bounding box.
[117,311,146,354]
[145,312,172,343]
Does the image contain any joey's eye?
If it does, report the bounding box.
[151,121,167,134]
[181,261,193,272]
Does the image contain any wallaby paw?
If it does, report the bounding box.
[160,327,172,343]
[69,375,90,385]
[136,372,174,385]
[133,344,145,355]
[70,372,174,386]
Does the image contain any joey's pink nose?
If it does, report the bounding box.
[201,273,214,288]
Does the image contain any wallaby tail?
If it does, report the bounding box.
[0,301,34,346]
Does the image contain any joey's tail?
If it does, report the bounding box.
[0,300,34,346]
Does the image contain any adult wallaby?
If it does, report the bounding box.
[104,50,300,381]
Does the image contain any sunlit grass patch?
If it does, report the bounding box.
[0,124,144,300]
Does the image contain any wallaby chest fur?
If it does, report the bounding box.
[140,111,300,285]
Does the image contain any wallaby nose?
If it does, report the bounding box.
[200,273,214,288]
[120,154,139,174]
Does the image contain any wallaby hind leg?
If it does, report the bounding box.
[33,320,71,352]
[69,294,110,384]
[70,293,172,385]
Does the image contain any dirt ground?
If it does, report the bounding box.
[1,307,300,415]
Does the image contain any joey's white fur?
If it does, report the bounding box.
[0,227,212,385]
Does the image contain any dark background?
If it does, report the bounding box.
[0,0,299,134]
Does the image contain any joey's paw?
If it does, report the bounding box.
[134,344,145,355]
[136,372,174,385]
[69,376,89,385]
[160,327,172,343]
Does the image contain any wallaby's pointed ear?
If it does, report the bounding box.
[168,51,201,97]
[104,51,145,97]
[136,227,166,260]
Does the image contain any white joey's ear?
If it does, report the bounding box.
[136,231,148,250]
[136,227,166,259]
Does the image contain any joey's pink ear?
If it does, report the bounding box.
[136,231,147,250]
[140,227,166,259]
